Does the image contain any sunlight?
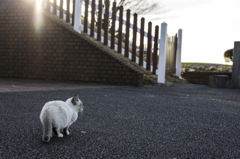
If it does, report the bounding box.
[35,0,43,11]
[34,0,44,32]
[62,0,73,14]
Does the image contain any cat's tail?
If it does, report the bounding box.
[42,116,52,142]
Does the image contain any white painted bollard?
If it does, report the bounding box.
[176,29,182,76]
[157,22,168,83]
[74,0,82,32]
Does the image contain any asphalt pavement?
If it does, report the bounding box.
[0,78,240,158]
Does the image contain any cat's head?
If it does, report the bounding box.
[71,95,84,112]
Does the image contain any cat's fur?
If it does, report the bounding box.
[40,95,83,142]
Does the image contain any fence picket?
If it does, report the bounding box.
[72,0,75,26]
[139,17,144,66]
[37,0,181,83]
[176,29,182,76]
[66,0,70,23]
[97,0,102,41]
[110,1,116,49]
[60,0,63,19]
[132,13,137,62]
[46,0,50,12]
[117,6,123,53]
[90,0,95,37]
[104,0,109,45]
[53,0,56,14]
[153,25,159,74]
[146,22,152,71]
[84,0,89,32]
[125,9,130,57]
[174,34,177,72]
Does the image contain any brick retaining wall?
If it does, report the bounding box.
[186,72,232,84]
[0,0,144,86]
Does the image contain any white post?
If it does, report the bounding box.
[176,29,182,76]
[74,0,82,32]
[157,22,168,83]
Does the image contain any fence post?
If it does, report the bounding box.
[74,0,82,32]
[232,41,240,89]
[157,22,167,83]
[176,29,182,76]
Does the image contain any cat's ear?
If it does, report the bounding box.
[74,95,79,101]
[71,95,79,105]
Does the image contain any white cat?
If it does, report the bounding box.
[40,95,83,142]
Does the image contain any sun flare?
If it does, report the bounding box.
[34,0,44,32]
[35,0,43,11]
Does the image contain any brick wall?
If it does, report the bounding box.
[0,0,143,86]
[186,72,232,84]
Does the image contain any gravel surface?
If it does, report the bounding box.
[0,84,240,158]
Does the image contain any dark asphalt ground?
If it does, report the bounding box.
[0,81,240,158]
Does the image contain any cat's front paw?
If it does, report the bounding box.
[57,133,63,137]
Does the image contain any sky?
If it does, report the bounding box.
[145,0,240,64]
